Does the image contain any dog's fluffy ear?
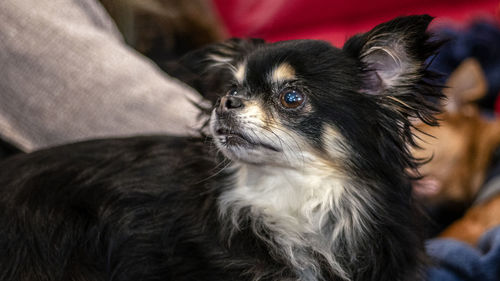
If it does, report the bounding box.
[180,38,264,70]
[344,15,443,125]
[174,39,264,103]
[196,38,265,69]
[344,15,435,94]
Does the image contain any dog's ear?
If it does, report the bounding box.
[343,15,435,94]
[193,38,265,69]
[343,15,443,125]
[443,58,487,113]
[174,39,265,103]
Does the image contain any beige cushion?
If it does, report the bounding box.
[0,0,205,151]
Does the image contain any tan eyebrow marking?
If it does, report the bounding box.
[234,62,246,84]
[271,63,296,83]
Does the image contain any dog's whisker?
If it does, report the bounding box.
[195,158,233,186]
[259,126,295,166]
[264,124,306,167]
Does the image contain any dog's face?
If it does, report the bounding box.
[205,16,442,173]
[210,40,355,167]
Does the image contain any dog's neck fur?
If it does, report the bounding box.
[218,160,375,281]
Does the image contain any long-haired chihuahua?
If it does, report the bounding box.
[0,15,442,281]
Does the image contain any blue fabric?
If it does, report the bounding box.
[429,21,500,110]
[426,226,500,281]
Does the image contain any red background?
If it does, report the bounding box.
[212,0,500,46]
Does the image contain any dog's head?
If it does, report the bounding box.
[202,16,442,175]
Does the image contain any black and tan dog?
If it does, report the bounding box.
[0,16,442,281]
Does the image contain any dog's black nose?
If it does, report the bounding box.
[219,96,243,112]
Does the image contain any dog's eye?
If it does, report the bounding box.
[228,89,238,96]
[280,90,304,108]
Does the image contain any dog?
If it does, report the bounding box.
[413,58,500,242]
[0,15,442,281]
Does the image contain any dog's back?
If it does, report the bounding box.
[0,136,236,280]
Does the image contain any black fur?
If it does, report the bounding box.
[0,16,443,281]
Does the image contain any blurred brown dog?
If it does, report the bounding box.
[413,58,500,244]
[99,0,224,67]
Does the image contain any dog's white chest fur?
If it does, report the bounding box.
[223,164,345,231]
[219,162,360,281]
